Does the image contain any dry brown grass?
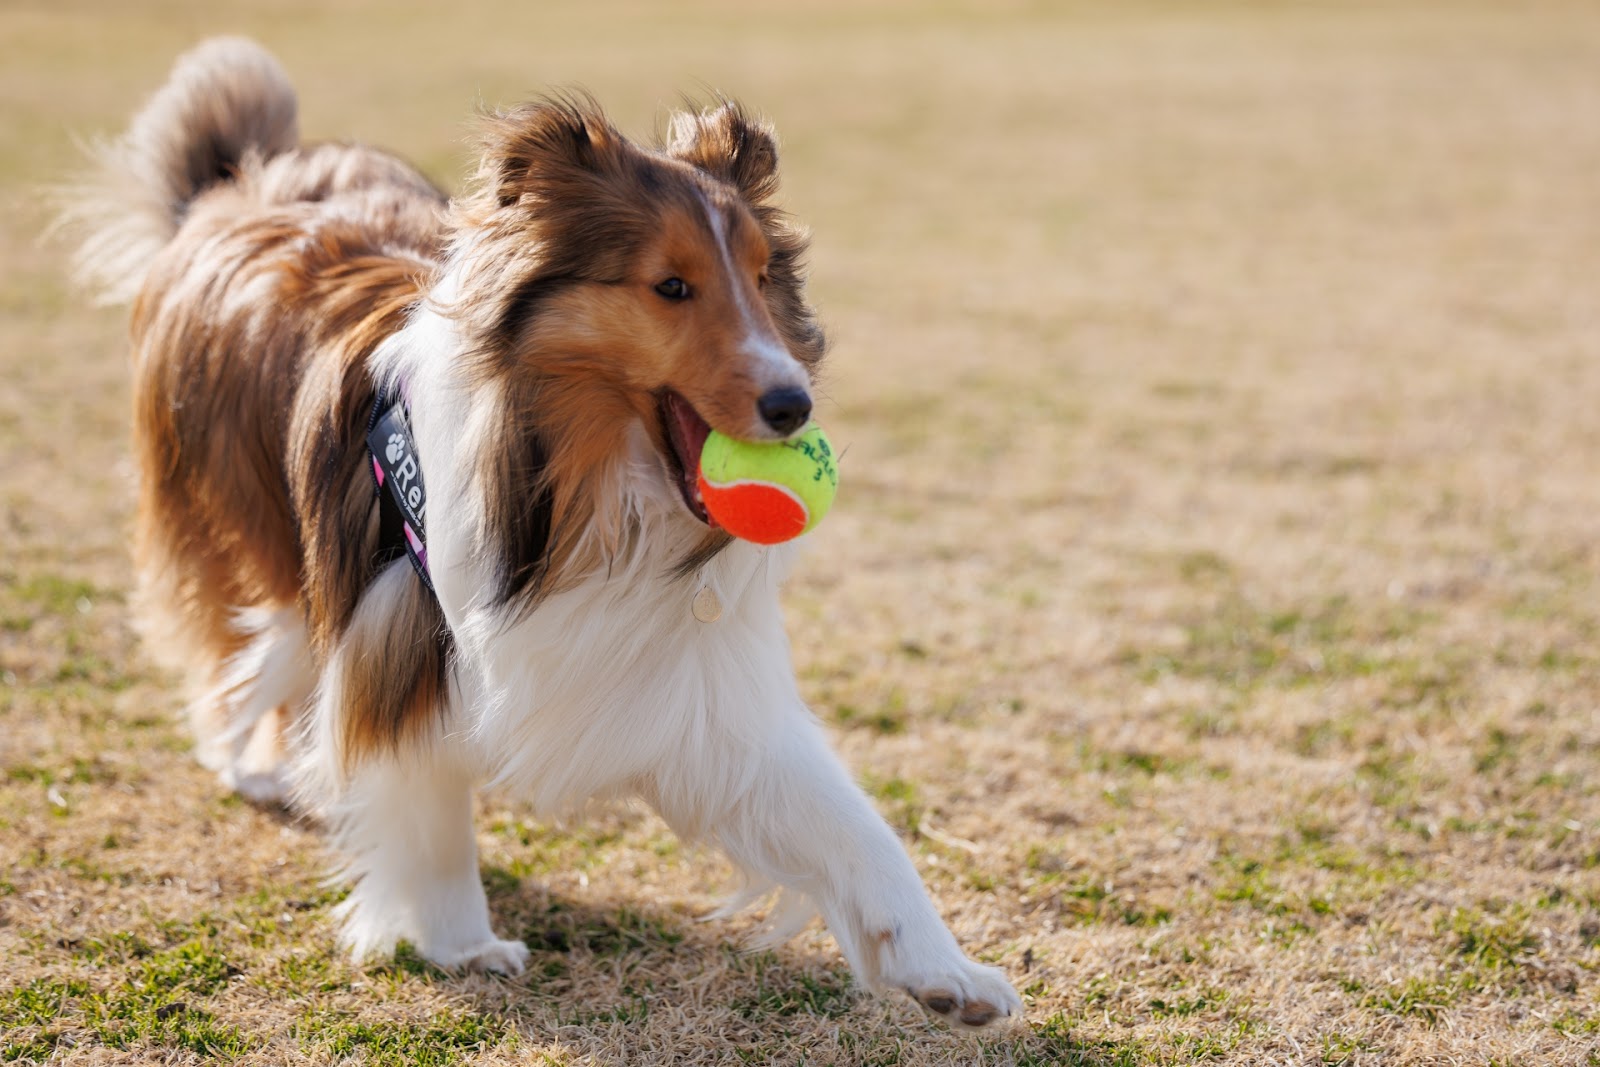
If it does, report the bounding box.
[4,1,1600,1063]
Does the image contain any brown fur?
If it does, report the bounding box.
[125,138,451,767]
[70,42,825,775]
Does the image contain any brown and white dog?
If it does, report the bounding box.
[63,38,1019,1027]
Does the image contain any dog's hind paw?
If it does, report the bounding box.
[221,765,290,806]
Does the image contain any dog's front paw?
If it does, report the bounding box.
[902,959,1021,1029]
[426,937,531,975]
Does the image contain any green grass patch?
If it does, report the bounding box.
[1271,823,1420,888]
[518,900,685,959]
[1147,984,1226,1019]
[1361,976,1461,1024]
[1074,742,1199,779]
[1319,1032,1378,1063]
[861,773,924,836]
[1549,1009,1600,1036]
[119,940,240,1000]
[6,757,117,789]
[1441,906,1538,971]
[3,572,105,619]
[372,941,452,980]
[1174,549,1234,584]
[834,694,910,735]
[1024,843,1068,880]
[260,950,348,997]
[1055,876,1172,928]
[296,1011,509,1066]
[731,953,855,1019]
[64,931,151,963]
[0,938,254,1060]
[1,977,93,1028]
[484,818,625,877]
[1357,750,1422,811]
[983,1010,1143,1067]
[1212,858,1295,917]
[550,989,651,1028]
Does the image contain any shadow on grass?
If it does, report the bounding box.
[479,874,861,1024]
[466,876,1098,1066]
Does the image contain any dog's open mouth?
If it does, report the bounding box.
[659,390,715,527]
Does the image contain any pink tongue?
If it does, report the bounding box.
[665,392,714,523]
[668,393,712,473]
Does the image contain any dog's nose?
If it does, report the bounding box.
[757,388,812,436]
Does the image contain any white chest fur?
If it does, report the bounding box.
[456,534,802,814]
[389,345,807,813]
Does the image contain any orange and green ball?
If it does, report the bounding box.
[697,425,839,545]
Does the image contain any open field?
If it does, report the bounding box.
[4,1,1600,1063]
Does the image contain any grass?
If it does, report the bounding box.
[0,941,255,1061]
[4,0,1600,1063]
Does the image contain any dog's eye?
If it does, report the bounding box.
[654,278,690,300]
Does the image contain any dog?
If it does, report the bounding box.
[61,37,1020,1028]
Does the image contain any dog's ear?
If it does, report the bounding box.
[483,96,624,209]
[666,101,779,204]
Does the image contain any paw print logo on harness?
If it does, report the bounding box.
[386,433,406,464]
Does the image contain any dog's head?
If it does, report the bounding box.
[455,96,826,530]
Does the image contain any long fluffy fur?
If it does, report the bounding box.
[60,37,299,305]
[64,38,1020,1028]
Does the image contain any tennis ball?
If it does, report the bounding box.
[697,424,839,545]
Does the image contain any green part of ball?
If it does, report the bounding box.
[699,424,839,537]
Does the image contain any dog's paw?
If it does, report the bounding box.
[221,765,290,806]
[430,937,530,976]
[902,960,1022,1029]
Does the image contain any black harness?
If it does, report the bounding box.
[365,383,434,595]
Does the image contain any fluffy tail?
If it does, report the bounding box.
[58,37,298,305]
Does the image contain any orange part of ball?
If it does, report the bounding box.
[697,472,809,545]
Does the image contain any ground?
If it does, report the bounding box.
[2,1,1599,1064]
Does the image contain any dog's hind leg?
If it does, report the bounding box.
[133,529,310,803]
[194,605,314,804]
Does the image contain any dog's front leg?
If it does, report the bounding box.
[664,712,1021,1028]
